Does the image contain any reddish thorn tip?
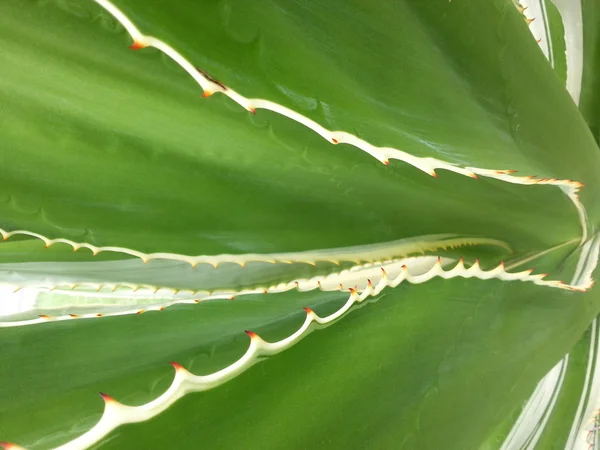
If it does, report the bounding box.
[367,279,373,287]
[431,171,438,178]
[129,41,146,50]
[99,392,114,403]
[39,314,51,319]
[249,108,256,115]
[303,307,313,314]
[331,138,339,144]
[381,268,387,275]
[202,91,213,98]
[1,443,22,450]
[69,314,79,318]
[401,264,408,270]
[170,361,184,371]
[136,310,145,315]
[229,295,235,300]
[245,330,257,339]
[383,159,390,166]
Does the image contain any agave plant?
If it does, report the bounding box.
[1,0,600,448]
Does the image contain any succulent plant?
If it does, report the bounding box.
[1,0,599,448]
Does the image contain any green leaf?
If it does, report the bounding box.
[1,0,600,449]
[1,272,598,449]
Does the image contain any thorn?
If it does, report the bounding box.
[96,313,103,317]
[245,330,258,339]
[129,40,146,50]
[367,279,373,288]
[69,314,79,318]
[303,307,314,314]
[537,38,542,43]
[349,287,357,295]
[525,17,535,25]
[430,170,438,178]
[229,295,235,300]
[194,299,200,303]
[468,172,479,179]
[383,159,390,166]
[249,107,256,115]
[158,307,165,311]
[499,261,505,268]
[1,234,7,241]
[73,246,79,252]
[99,392,115,403]
[401,264,408,271]
[381,267,387,277]
[262,288,268,294]
[39,314,51,320]
[459,256,464,262]
[142,258,149,264]
[1,442,25,450]
[202,91,213,98]
[540,273,549,279]
[92,249,100,256]
[437,256,442,264]
[170,361,184,371]
[190,261,198,269]
[331,138,338,144]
